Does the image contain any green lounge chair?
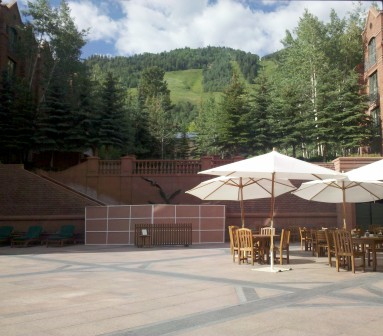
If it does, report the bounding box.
[11,225,43,247]
[46,225,75,247]
[0,226,14,245]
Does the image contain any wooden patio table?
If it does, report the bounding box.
[253,234,280,264]
[352,236,383,272]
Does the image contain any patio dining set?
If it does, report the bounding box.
[186,149,383,273]
[300,226,383,273]
[228,225,290,267]
[228,224,383,273]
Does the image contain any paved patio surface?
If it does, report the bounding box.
[0,242,382,336]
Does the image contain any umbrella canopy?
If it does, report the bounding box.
[200,150,343,180]
[292,178,383,228]
[199,149,343,271]
[346,159,383,181]
[185,176,296,227]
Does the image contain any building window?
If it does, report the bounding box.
[372,108,381,127]
[7,26,18,53]
[369,71,379,104]
[7,58,16,79]
[367,37,376,69]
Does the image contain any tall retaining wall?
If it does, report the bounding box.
[43,156,383,234]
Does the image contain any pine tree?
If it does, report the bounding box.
[33,79,73,167]
[97,73,129,159]
[219,72,249,156]
[136,66,173,158]
[246,72,272,155]
[194,96,222,157]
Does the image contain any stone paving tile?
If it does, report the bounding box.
[1,243,383,336]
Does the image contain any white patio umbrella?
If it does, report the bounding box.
[199,149,344,272]
[346,159,383,181]
[292,178,383,229]
[185,176,296,228]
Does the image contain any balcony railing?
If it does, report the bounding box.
[132,160,201,175]
[97,157,237,175]
[99,160,121,175]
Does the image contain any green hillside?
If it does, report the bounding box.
[165,69,222,105]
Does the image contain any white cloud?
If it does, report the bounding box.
[62,0,376,56]
[68,0,120,42]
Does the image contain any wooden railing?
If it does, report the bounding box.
[134,223,192,247]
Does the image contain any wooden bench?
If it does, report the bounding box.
[134,223,192,247]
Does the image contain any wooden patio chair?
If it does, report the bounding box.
[11,225,43,247]
[310,229,318,256]
[46,225,75,247]
[314,229,327,257]
[287,226,299,242]
[228,225,240,262]
[332,229,365,273]
[324,229,336,267]
[237,228,259,265]
[260,227,275,236]
[274,229,290,265]
[299,227,311,251]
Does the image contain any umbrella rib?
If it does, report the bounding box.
[350,182,383,200]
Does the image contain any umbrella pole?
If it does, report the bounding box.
[270,173,275,271]
[240,178,245,228]
[342,184,347,229]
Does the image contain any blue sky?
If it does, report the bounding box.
[14,0,377,59]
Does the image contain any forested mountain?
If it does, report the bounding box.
[85,47,260,91]
[0,1,377,167]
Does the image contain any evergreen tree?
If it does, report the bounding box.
[146,95,175,159]
[194,96,222,157]
[65,72,98,154]
[0,74,35,163]
[246,72,272,154]
[97,73,129,159]
[219,72,249,156]
[33,79,73,167]
[321,71,372,157]
[136,66,173,158]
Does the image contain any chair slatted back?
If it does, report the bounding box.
[332,229,365,273]
[237,228,256,265]
[261,227,275,236]
[333,229,353,256]
[228,225,239,256]
[316,230,327,244]
[324,229,335,251]
[237,228,253,251]
[280,229,291,249]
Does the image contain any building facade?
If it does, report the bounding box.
[0,0,41,99]
[0,1,24,80]
[363,6,383,154]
